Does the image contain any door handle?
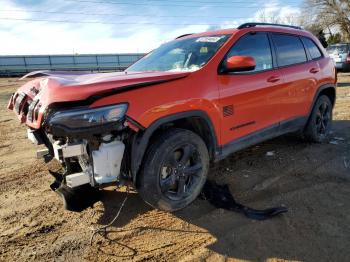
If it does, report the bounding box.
[267,76,280,83]
[309,68,319,74]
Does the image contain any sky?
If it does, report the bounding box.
[0,0,303,55]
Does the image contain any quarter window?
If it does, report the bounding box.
[226,32,273,72]
[301,37,322,60]
[272,34,307,67]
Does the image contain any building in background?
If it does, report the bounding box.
[0,53,145,76]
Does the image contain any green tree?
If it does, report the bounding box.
[327,33,342,45]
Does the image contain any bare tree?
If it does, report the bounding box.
[256,9,302,25]
[305,0,350,41]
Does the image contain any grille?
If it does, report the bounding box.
[27,99,39,122]
[14,93,25,114]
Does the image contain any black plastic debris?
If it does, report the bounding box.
[201,180,288,220]
[49,170,100,212]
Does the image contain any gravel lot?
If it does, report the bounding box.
[0,73,349,261]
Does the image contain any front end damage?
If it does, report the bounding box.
[8,88,136,211]
[8,71,191,211]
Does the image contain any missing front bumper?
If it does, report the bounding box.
[50,179,101,212]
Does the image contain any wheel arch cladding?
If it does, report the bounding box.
[318,86,336,106]
[310,84,336,113]
[305,84,335,127]
[130,110,219,185]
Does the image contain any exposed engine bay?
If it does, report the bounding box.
[28,122,134,211]
[19,97,137,211]
[52,137,125,188]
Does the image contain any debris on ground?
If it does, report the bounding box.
[344,157,349,169]
[201,180,288,220]
[266,151,275,156]
[253,176,281,191]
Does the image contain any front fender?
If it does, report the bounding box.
[129,110,219,184]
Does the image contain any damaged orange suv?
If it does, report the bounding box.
[8,23,336,211]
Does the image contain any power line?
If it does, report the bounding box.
[0,17,247,26]
[64,0,300,8]
[0,9,257,19]
[145,0,272,2]
[145,0,301,4]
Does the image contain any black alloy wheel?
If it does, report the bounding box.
[138,128,209,211]
[315,100,331,137]
[159,144,203,201]
[304,95,333,143]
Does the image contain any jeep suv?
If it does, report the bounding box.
[8,23,336,212]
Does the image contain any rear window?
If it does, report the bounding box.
[301,37,323,60]
[272,34,307,67]
[327,44,349,54]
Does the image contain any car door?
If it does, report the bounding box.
[271,33,320,119]
[217,32,286,146]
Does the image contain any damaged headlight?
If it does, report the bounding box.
[48,104,128,130]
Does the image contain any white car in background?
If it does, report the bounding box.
[327,43,350,72]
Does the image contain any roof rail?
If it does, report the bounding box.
[237,22,302,30]
[175,33,193,39]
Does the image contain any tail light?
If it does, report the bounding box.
[346,53,350,63]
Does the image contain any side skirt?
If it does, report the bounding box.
[216,116,307,161]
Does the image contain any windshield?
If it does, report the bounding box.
[127,35,230,72]
[327,44,349,54]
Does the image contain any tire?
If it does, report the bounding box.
[304,95,333,143]
[138,128,209,211]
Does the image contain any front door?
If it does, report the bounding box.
[218,32,286,146]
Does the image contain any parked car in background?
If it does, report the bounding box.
[327,43,350,72]
[8,22,336,212]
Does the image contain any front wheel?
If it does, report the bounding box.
[304,95,333,143]
[138,128,209,211]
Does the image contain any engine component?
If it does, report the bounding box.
[53,141,87,161]
[92,140,125,184]
[66,172,91,188]
[36,148,49,159]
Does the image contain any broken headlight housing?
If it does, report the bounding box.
[47,104,128,136]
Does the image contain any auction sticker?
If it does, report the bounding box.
[196,36,222,43]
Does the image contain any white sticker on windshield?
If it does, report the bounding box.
[196,36,222,43]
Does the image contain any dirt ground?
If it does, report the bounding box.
[0,74,349,262]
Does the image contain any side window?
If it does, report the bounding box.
[272,34,307,67]
[301,37,323,60]
[226,32,273,72]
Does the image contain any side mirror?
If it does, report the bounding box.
[224,55,256,72]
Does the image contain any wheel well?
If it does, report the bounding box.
[319,87,336,106]
[146,116,216,160]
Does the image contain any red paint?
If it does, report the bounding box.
[226,55,256,71]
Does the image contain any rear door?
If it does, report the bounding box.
[271,33,318,120]
[218,32,285,145]
[300,36,325,108]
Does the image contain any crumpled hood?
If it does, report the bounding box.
[8,70,190,128]
[21,70,190,106]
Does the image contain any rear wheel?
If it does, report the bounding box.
[138,128,209,211]
[304,95,333,143]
